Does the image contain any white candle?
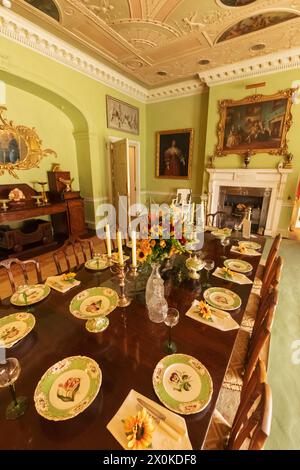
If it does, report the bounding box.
[191,203,195,225]
[105,224,112,257]
[131,231,137,267]
[199,202,205,223]
[117,231,124,265]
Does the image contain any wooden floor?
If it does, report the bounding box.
[0,236,106,300]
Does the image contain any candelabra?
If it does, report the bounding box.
[118,264,131,307]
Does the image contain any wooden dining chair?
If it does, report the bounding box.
[52,237,95,274]
[0,257,42,298]
[206,211,227,228]
[204,359,272,450]
[242,256,282,332]
[253,234,282,294]
[222,288,277,394]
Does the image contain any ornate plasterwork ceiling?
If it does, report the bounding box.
[11,0,300,88]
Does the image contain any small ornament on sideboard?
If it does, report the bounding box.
[58,176,74,193]
[8,187,26,205]
[283,152,293,169]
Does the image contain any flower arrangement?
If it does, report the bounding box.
[221,267,234,279]
[136,216,189,264]
[124,408,155,450]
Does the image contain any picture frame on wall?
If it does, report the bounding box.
[106,95,139,135]
[156,128,194,179]
[216,88,294,156]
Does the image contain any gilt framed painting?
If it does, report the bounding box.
[106,95,139,135]
[216,89,294,156]
[156,129,194,180]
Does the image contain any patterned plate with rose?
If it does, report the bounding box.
[69,287,118,320]
[204,287,242,311]
[152,354,213,415]
[0,312,36,348]
[224,259,253,274]
[10,284,51,306]
[34,356,102,421]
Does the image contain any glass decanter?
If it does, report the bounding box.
[147,279,168,323]
[145,262,163,305]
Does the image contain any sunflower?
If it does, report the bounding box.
[150,239,156,248]
[124,408,155,450]
[160,240,166,248]
[137,249,148,263]
[198,301,212,320]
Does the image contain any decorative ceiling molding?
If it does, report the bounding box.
[0,6,207,103]
[0,6,300,103]
[198,46,300,86]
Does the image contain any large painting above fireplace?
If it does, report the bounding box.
[216,89,294,156]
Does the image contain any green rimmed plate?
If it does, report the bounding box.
[204,287,242,311]
[34,356,101,421]
[69,287,118,320]
[0,312,36,348]
[153,354,213,415]
[10,284,51,306]
[85,258,108,271]
[238,241,261,251]
[224,259,253,274]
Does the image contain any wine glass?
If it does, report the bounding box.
[0,357,29,420]
[163,308,180,354]
[220,237,230,259]
[203,258,215,288]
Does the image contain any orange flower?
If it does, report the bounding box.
[150,240,156,248]
[124,408,155,450]
[160,240,166,248]
[137,249,148,263]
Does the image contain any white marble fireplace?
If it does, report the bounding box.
[206,168,292,236]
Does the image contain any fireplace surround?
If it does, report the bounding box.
[206,168,292,236]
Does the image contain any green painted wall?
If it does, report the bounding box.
[0,36,146,224]
[204,70,300,232]
[145,92,209,204]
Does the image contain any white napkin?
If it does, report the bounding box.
[186,300,239,332]
[230,246,261,256]
[46,275,80,293]
[212,267,253,285]
[106,389,192,450]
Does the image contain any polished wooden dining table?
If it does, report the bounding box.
[0,233,265,450]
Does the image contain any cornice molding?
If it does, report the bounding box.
[199,47,300,87]
[0,7,207,103]
[1,7,300,102]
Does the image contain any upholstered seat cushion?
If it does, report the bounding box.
[241,291,260,332]
[222,329,250,391]
[216,386,241,426]
[203,409,231,450]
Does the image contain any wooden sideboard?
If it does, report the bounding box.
[0,184,86,252]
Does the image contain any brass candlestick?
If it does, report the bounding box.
[0,199,10,211]
[37,182,48,205]
[118,264,131,308]
[129,264,138,278]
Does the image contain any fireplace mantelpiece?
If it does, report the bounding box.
[206,168,292,236]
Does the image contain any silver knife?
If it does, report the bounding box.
[137,398,186,440]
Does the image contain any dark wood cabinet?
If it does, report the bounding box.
[67,198,86,237]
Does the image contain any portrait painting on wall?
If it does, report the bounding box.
[217,11,298,42]
[216,89,294,156]
[156,129,194,179]
[0,131,24,164]
[106,96,139,135]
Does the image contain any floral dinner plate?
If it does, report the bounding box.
[0,312,35,348]
[238,241,261,251]
[10,284,51,306]
[152,354,213,415]
[204,287,242,311]
[69,287,118,320]
[224,259,253,274]
[34,356,101,421]
[85,258,108,271]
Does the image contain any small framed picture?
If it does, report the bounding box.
[106,95,139,135]
[156,129,194,179]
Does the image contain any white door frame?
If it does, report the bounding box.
[107,136,141,206]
